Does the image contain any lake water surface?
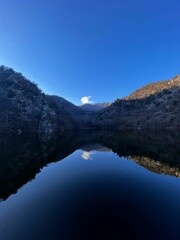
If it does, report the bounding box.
[0,131,180,240]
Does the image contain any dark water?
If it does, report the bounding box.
[0,131,180,240]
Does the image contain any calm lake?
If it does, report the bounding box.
[0,131,180,240]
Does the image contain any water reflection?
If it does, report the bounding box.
[81,151,95,160]
[0,130,180,201]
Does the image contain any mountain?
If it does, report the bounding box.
[124,75,180,100]
[0,66,56,135]
[46,95,97,129]
[0,66,99,135]
[0,65,179,133]
[97,75,180,130]
[79,102,111,112]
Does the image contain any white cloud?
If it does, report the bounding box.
[81,96,94,104]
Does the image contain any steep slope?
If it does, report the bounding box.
[97,75,180,130]
[0,66,95,134]
[0,66,57,134]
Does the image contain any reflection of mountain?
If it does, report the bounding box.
[81,144,111,152]
[0,130,180,200]
[81,144,111,160]
[128,156,180,177]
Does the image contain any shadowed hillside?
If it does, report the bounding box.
[80,102,111,112]
[0,66,97,134]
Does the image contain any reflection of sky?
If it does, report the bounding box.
[0,148,180,240]
[81,151,96,160]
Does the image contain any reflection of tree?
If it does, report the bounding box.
[128,156,180,177]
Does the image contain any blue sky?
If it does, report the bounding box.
[0,0,179,105]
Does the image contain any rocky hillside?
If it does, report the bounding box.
[124,75,180,100]
[0,66,96,135]
[0,65,179,132]
[97,75,180,130]
[0,66,57,135]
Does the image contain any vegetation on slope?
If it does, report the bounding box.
[0,65,54,134]
[124,75,180,100]
[97,75,180,130]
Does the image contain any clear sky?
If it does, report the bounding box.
[0,0,179,105]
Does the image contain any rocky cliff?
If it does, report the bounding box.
[0,66,58,136]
